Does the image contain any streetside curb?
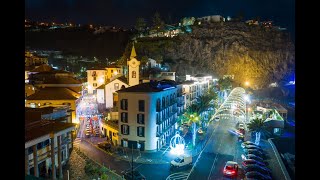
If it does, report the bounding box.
[82,138,169,165]
[268,138,291,180]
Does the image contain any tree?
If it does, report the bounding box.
[247,118,271,145]
[218,77,233,91]
[152,12,165,36]
[135,17,147,36]
[182,108,201,146]
[154,54,163,64]
[140,56,149,66]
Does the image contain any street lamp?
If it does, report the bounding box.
[244,81,250,87]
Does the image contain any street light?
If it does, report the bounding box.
[244,81,250,87]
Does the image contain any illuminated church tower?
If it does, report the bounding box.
[127,44,140,86]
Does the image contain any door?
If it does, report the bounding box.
[109,131,113,141]
[139,141,145,151]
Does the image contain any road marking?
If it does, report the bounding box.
[207,139,223,180]
[121,163,144,174]
[166,172,189,180]
[186,121,219,180]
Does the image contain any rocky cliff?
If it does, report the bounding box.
[134,22,295,88]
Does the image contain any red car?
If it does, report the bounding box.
[223,161,239,177]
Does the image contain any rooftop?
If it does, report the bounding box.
[40,77,82,85]
[26,87,80,100]
[109,75,128,85]
[30,64,53,72]
[106,64,121,68]
[87,68,106,70]
[117,80,177,93]
[25,120,75,142]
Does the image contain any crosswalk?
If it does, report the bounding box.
[159,144,170,155]
[166,172,189,180]
[73,138,81,149]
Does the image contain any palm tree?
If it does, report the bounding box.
[247,118,271,145]
[181,106,201,146]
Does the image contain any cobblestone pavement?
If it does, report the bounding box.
[63,150,91,180]
[63,149,123,180]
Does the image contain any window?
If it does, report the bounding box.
[93,83,97,87]
[138,100,145,112]
[166,96,169,107]
[114,83,119,90]
[162,97,165,109]
[93,77,96,81]
[132,71,136,78]
[156,98,161,112]
[121,125,129,135]
[120,99,128,110]
[92,71,96,76]
[137,126,145,137]
[137,114,145,124]
[121,112,128,123]
[111,70,113,73]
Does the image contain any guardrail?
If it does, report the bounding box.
[268,138,291,180]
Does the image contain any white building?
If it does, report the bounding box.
[104,76,130,109]
[117,80,184,152]
[197,15,225,23]
[87,68,106,94]
[181,74,214,107]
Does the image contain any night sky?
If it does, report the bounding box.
[25,0,295,36]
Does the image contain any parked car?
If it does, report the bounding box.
[243,164,271,175]
[244,149,265,157]
[223,161,239,177]
[97,142,112,150]
[243,145,263,151]
[245,171,272,180]
[242,154,264,161]
[238,123,244,129]
[215,116,220,122]
[242,144,262,150]
[243,147,263,154]
[242,159,266,167]
[122,170,146,180]
[241,141,260,148]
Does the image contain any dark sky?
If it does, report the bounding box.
[25,0,295,35]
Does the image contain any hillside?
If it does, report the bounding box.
[25,28,132,60]
[133,22,295,88]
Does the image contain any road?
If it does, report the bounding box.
[187,87,247,180]
[187,115,244,180]
[75,88,247,180]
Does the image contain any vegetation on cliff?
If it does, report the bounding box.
[131,22,295,88]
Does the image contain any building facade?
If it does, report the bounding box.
[87,69,106,94]
[117,80,184,152]
[25,112,75,179]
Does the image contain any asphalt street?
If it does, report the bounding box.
[187,115,245,180]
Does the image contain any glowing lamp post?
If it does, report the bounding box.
[170,132,186,156]
[244,81,250,87]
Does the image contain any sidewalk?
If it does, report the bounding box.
[82,123,216,165]
[244,133,290,180]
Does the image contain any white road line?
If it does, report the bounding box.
[186,121,219,180]
[207,140,222,180]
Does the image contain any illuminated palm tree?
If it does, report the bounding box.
[247,118,271,145]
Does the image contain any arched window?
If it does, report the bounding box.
[170,94,173,104]
[162,97,165,109]
[156,98,161,112]
[132,71,136,78]
[166,96,169,107]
